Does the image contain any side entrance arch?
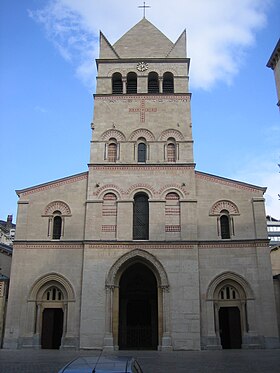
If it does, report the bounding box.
[206,272,255,350]
[105,249,171,350]
[28,273,75,349]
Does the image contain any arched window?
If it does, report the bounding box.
[220,210,230,239]
[108,138,117,162]
[112,72,123,94]
[44,286,64,301]
[127,72,137,94]
[102,193,117,239]
[167,138,176,162]
[163,72,174,93]
[138,140,147,163]
[52,211,62,239]
[148,72,159,93]
[133,193,149,240]
[219,285,240,300]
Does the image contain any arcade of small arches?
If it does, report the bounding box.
[105,136,178,163]
[43,196,239,241]
[26,259,255,350]
[112,71,175,94]
[102,128,184,164]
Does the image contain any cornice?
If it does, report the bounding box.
[17,172,88,197]
[88,164,195,171]
[13,239,269,250]
[96,57,190,65]
[94,93,191,99]
[195,171,266,194]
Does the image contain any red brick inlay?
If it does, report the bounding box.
[102,225,117,232]
[129,98,157,122]
[165,225,181,232]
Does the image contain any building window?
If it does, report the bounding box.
[52,211,62,239]
[108,139,117,162]
[163,72,174,93]
[138,141,147,163]
[44,286,63,301]
[167,138,176,162]
[220,210,231,239]
[133,193,149,240]
[112,72,123,94]
[148,72,159,93]
[127,72,137,94]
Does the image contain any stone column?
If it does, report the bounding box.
[103,285,114,350]
[32,303,42,349]
[122,78,127,94]
[205,301,221,349]
[159,77,163,93]
[242,299,261,348]
[161,285,172,350]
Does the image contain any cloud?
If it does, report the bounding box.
[34,105,47,114]
[28,0,272,90]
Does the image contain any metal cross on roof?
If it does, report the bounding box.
[138,2,151,18]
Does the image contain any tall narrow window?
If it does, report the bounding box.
[220,210,230,239]
[52,212,62,239]
[112,72,123,94]
[108,139,117,162]
[127,72,137,94]
[133,193,149,240]
[167,142,176,162]
[148,72,159,93]
[138,142,147,163]
[163,72,174,93]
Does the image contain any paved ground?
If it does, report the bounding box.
[0,349,279,373]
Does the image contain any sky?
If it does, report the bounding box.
[0,0,279,223]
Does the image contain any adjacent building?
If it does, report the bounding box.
[3,18,279,351]
[267,38,280,109]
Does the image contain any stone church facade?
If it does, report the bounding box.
[3,18,279,350]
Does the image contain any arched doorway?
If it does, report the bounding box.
[41,308,64,349]
[118,262,158,349]
[40,286,64,349]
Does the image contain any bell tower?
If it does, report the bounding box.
[85,18,197,242]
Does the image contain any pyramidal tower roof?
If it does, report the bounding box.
[107,18,184,59]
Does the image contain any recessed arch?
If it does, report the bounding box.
[95,184,124,200]
[159,129,184,141]
[206,271,254,300]
[126,184,155,199]
[210,200,240,216]
[129,128,155,141]
[28,272,75,302]
[43,201,71,216]
[106,249,169,289]
[101,129,126,142]
[159,185,186,199]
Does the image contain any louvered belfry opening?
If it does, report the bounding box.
[163,72,174,93]
[112,72,123,94]
[133,193,149,240]
[148,72,159,93]
[127,72,137,94]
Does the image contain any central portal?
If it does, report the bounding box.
[119,263,158,350]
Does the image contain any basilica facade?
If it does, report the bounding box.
[3,18,279,350]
